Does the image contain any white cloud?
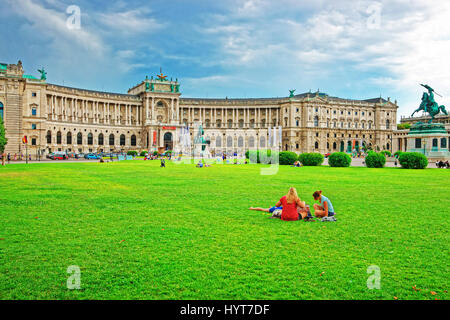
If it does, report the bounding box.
[7,0,104,54]
[97,9,165,34]
[198,0,450,116]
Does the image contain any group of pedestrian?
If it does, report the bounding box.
[435,160,449,169]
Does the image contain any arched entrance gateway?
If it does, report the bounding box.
[164,132,173,150]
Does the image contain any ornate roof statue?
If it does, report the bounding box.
[289,89,296,98]
[411,84,448,123]
[37,67,47,81]
[156,67,167,81]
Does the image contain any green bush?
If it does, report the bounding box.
[398,152,428,169]
[380,150,392,157]
[140,151,147,157]
[397,123,411,130]
[365,152,386,168]
[394,151,403,158]
[298,153,324,166]
[246,150,277,163]
[328,152,352,167]
[127,150,138,157]
[152,151,158,156]
[279,151,298,165]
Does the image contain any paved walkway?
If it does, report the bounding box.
[2,157,443,169]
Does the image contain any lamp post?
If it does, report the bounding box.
[423,138,426,156]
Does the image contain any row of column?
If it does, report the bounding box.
[48,95,142,126]
[180,106,280,128]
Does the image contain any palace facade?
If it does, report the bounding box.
[1,61,398,156]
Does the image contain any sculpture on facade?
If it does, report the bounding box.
[411,84,448,123]
[145,76,150,91]
[289,89,296,98]
[37,67,47,81]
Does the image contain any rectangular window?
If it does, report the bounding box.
[32,138,36,146]
[32,108,37,116]
[32,124,37,130]
[32,92,37,97]
[415,138,421,149]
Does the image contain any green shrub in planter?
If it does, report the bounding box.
[140,151,147,157]
[380,150,392,157]
[365,152,386,168]
[127,150,138,156]
[298,153,324,166]
[398,152,428,169]
[328,152,352,167]
[279,151,298,165]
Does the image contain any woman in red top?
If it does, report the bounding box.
[275,187,307,221]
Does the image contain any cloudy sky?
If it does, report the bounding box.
[1,0,450,118]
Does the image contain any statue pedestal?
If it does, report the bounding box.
[407,122,450,160]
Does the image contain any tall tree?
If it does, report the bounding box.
[0,117,7,154]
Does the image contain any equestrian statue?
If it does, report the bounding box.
[411,84,448,123]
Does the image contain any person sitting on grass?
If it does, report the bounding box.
[249,205,283,214]
[275,187,308,221]
[312,190,336,220]
[291,161,301,167]
[196,161,203,168]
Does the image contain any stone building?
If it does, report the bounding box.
[393,114,450,153]
[0,61,398,157]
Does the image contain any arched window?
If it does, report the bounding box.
[205,119,210,128]
[216,119,221,128]
[46,130,52,144]
[261,119,265,127]
[98,133,104,146]
[238,136,244,147]
[77,132,82,145]
[109,134,114,146]
[386,143,390,150]
[216,136,222,147]
[441,138,447,149]
[227,119,233,128]
[120,134,126,146]
[327,142,330,149]
[432,138,438,148]
[386,119,390,129]
[239,119,244,128]
[131,134,136,146]
[333,142,337,150]
[67,132,72,145]
[0,102,3,120]
[56,131,62,144]
[227,136,233,147]
[249,136,255,148]
[260,136,266,148]
[87,133,93,145]
[315,141,319,149]
[314,116,319,127]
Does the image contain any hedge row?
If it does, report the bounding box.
[365,151,386,168]
[244,150,429,169]
[398,152,428,169]
[328,152,352,167]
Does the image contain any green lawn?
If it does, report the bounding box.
[0,161,448,300]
